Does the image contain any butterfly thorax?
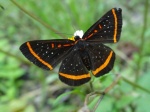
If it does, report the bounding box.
[73,40,91,70]
[74,36,81,41]
[74,40,88,51]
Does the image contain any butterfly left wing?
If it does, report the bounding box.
[20,39,74,70]
[59,51,91,86]
[82,8,122,43]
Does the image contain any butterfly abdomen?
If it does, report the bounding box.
[79,50,91,71]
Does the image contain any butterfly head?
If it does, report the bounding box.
[68,30,84,41]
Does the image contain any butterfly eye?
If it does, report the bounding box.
[74,36,80,41]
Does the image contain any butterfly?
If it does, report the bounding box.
[20,8,122,86]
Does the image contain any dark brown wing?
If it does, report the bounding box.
[59,51,91,86]
[82,8,122,43]
[86,43,115,77]
[20,39,74,70]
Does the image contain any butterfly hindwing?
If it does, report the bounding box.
[59,51,91,86]
[86,43,115,77]
[82,8,122,43]
[20,39,74,70]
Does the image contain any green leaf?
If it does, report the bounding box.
[53,89,83,106]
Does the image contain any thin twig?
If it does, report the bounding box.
[83,73,150,112]
[122,77,150,94]
[92,93,105,112]
[89,82,94,92]
[92,74,121,112]
[10,0,65,38]
[104,74,121,94]
[84,91,101,106]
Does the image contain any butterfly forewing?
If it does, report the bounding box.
[82,8,122,43]
[20,39,74,70]
[59,51,91,86]
[86,43,115,77]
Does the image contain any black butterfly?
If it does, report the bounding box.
[20,8,122,86]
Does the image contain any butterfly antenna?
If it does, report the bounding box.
[61,1,79,32]
[55,32,72,36]
[72,24,77,32]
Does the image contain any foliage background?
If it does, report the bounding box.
[0,0,150,112]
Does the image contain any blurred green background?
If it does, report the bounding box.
[0,0,150,112]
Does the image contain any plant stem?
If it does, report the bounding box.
[92,93,105,112]
[86,75,150,112]
[89,82,94,92]
[136,0,149,80]
[0,48,30,65]
[10,0,65,38]
[122,76,150,94]
[92,74,121,112]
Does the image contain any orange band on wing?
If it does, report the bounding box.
[63,44,73,47]
[58,44,61,48]
[27,42,53,70]
[59,72,90,80]
[92,51,113,75]
[87,33,94,39]
[112,9,117,43]
[51,43,54,48]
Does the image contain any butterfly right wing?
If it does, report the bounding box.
[82,8,122,43]
[86,43,115,77]
[20,39,75,70]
